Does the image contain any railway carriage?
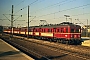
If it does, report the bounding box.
[3,22,82,44]
[32,22,81,44]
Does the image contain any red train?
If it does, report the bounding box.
[4,22,82,44]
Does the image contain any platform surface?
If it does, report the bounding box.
[81,37,90,47]
[0,39,34,60]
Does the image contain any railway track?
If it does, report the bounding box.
[0,34,90,60]
[0,34,50,60]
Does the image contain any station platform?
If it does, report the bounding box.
[81,37,90,47]
[0,39,34,60]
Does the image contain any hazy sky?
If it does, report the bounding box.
[0,0,90,27]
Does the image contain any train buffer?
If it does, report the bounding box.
[0,39,34,60]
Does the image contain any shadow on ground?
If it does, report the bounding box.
[0,50,21,57]
[39,54,68,60]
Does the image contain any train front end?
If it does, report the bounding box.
[67,25,82,44]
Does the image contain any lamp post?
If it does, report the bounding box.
[75,19,89,37]
[39,20,48,25]
[64,15,70,22]
[86,19,88,37]
[27,5,29,39]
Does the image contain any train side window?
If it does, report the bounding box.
[30,29,31,32]
[40,29,42,32]
[64,28,66,33]
[42,29,43,32]
[50,29,51,32]
[48,29,50,32]
[44,29,45,32]
[32,29,33,32]
[37,29,38,32]
[51,29,52,32]
[57,29,59,32]
[76,29,79,33]
[47,29,49,32]
[43,29,44,32]
[54,29,56,32]
[66,28,68,33]
[48,29,52,32]
[61,28,64,33]
[35,29,36,32]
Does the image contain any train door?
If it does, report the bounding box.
[39,28,41,36]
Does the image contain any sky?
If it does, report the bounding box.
[0,0,90,27]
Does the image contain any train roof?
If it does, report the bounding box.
[29,22,80,28]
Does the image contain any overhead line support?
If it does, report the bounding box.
[11,5,14,38]
[27,5,29,39]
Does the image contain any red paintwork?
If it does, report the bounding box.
[4,22,81,41]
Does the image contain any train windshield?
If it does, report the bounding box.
[76,29,80,33]
[71,29,80,33]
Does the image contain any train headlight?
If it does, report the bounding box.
[71,35,72,38]
[65,35,67,37]
[74,35,76,38]
[78,35,80,37]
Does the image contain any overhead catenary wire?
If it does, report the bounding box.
[32,0,76,14]
[35,3,90,18]
[48,12,90,20]
[1,0,90,26]
[3,14,11,21]
[22,0,75,16]
[1,0,39,24]
[32,0,68,14]
[14,0,25,8]
[1,0,25,24]
[6,0,76,19]
[14,0,39,14]
[3,0,25,15]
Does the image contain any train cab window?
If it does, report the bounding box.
[76,29,80,33]
[71,29,74,33]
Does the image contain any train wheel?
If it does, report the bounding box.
[57,40,60,43]
[61,40,64,44]
[49,39,52,42]
[68,41,71,45]
[75,41,82,45]
[66,41,69,44]
[78,42,82,45]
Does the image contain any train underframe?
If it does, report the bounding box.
[29,35,82,45]
[3,32,82,45]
